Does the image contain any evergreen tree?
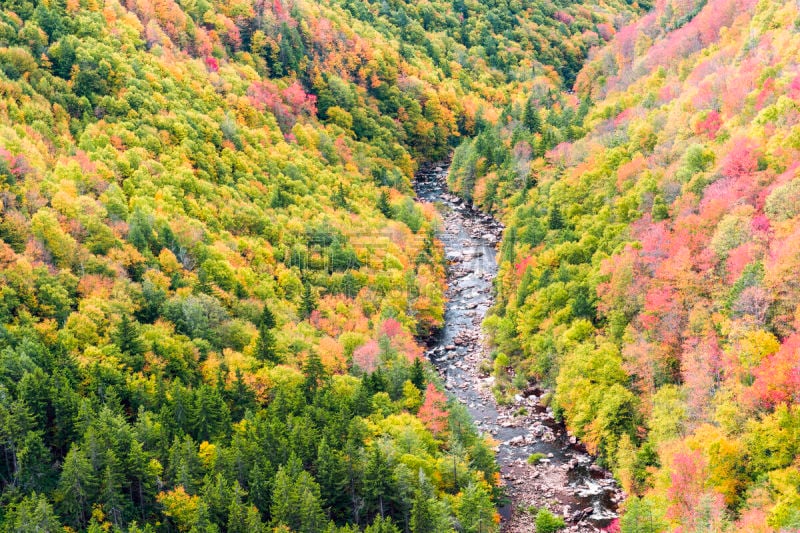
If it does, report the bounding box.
[377,190,393,218]
[522,98,541,134]
[410,471,441,533]
[127,440,158,522]
[300,282,316,320]
[244,504,269,533]
[501,226,517,263]
[192,385,232,442]
[455,483,494,533]
[99,451,126,528]
[166,435,202,493]
[365,515,401,533]
[410,358,425,391]
[365,369,388,395]
[227,368,256,421]
[516,267,535,308]
[620,496,666,533]
[56,445,97,528]
[6,492,62,532]
[343,426,366,525]
[364,444,393,519]
[410,485,435,533]
[352,379,374,417]
[271,465,296,529]
[334,182,348,208]
[296,471,329,533]
[201,472,233,527]
[255,305,280,363]
[271,463,328,533]
[113,314,144,355]
[166,381,193,435]
[316,437,349,522]
[17,430,54,492]
[114,315,145,371]
[303,351,326,400]
[547,204,564,230]
[50,370,79,454]
[227,495,249,533]
[247,460,273,515]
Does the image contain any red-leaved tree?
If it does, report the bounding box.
[721,138,758,179]
[418,383,449,436]
[747,334,800,409]
[352,340,380,373]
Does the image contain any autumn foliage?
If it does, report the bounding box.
[473,0,800,530]
[418,383,450,437]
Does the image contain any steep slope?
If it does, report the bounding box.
[0,2,478,532]
[454,0,800,530]
[0,0,651,531]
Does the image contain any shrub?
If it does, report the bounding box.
[527,452,546,465]
[535,508,565,533]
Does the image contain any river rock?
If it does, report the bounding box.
[415,167,620,533]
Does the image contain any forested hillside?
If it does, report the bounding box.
[0,0,649,531]
[449,0,800,530]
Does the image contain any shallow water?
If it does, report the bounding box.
[414,164,621,529]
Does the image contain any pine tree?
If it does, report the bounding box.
[271,464,328,532]
[228,368,256,421]
[410,358,425,391]
[113,314,145,366]
[17,430,53,492]
[244,504,268,533]
[455,483,494,533]
[196,266,213,294]
[50,370,79,455]
[522,98,541,134]
[377,190,393,218]
[7,492,62,532]
[167,381,193,435]
[271,465,296,530]
[316,437,349,521]
[303,350,326,400]
[620,496,666,533]
[365,515,401,533]
[343,430,366,525]
[409,468,451,533]
[127,440,158,522]
[501,226,517,263]
[300,282,316,320]
[57,445,97,528]
[334,182,348,208]
[255,305,280,363]
[227,496,249,533]
[166,435,202,494]
[547,204,564,230]
[410,482,435,533]
[516,267,535,308]
[192,385,231,442]
[296,471,328,533]
[364,445,393,519]
[201,472,233,527]
[247,460,273,515]
[99,451,126,528]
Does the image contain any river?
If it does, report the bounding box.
[414,164,623,533]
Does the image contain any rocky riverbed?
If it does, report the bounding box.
[415,164,623,533]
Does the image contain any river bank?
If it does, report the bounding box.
[414,164,623,533]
